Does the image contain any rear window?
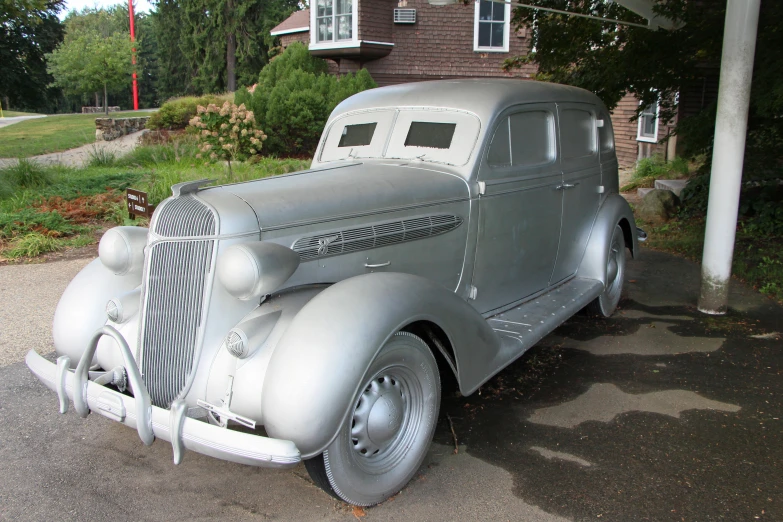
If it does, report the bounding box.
[404,122,457,149]
[338,123,377,147]
[560,108,596,159]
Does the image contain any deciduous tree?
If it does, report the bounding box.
[46,16,136,114]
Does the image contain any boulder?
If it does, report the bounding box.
[636,189,680,223]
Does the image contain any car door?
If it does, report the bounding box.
[471,104,562,314]
[549,103,602,284]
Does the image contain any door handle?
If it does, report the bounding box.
[555,182,579,190]
[364,261,391,268]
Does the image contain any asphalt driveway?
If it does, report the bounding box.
[0,249,780,521]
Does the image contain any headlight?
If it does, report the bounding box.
[99,227,148,276]
[216,241,300,300]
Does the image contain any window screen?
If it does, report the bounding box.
[509,111,553,167]
[487,118,511,166]
[560,109,595,159]
[404,122,457,149]
[338,122,377,147]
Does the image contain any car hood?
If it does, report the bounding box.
[204,161,470,231]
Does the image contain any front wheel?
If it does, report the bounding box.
[305,331,441,506]
[585,224,626,317]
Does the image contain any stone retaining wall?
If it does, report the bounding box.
[82,106,120,114]
[95,117,150,141]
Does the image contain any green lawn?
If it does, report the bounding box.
[1,111,42,117]
[0,110,155,158]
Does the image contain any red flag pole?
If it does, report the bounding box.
[129,0,139,110]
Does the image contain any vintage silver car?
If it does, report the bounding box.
[27,79,639,506]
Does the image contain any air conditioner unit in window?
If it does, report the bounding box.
[394,8,416,24]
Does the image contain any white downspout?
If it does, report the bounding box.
[697,0,761,314]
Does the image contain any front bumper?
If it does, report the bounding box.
[25,326,301,469]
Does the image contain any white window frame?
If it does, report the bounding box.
[310,0,359,50]
[636,100,659,143]
[473,0,511,53]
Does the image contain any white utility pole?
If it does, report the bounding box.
[698,0,761,314]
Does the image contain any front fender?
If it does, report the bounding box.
[577,193,638,285]
[261,272,500,458]
[53,258,142,367]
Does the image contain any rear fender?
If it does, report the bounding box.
[261,272,500,458]
[577,193,638,285]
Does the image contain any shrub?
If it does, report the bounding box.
[621,155,690,191]
[190,101,267,176]
[147,94,231,130]
[235,42,376,156]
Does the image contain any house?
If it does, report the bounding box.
[271,1,712,169]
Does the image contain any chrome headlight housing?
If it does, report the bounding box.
[216,241,300,301]
[98,227,148,276]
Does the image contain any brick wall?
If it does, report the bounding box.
[334,0,536,82]
[358,0,394,42]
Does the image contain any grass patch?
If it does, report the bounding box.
[1,159,54,188]
[641,216,783,304]
[1,111,42,117]
[4,232,63,258]
[0,146,310,260]
[621,155,690,192]
[0,110,155,158]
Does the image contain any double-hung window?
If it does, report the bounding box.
[474,0,511,52]
[637,101,659,142]
[315,0,353,43]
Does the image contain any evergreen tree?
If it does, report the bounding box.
[0,0,65,112]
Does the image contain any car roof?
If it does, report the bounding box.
[331,79,606,122]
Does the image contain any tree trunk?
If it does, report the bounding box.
[103,83,108,115]
[227,32,237,92]
[95,92,100,107]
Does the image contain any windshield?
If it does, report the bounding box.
[319,108,481,166]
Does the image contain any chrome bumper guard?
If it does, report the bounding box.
[25,325,301,469]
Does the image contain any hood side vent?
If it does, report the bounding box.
[292,214,463,261]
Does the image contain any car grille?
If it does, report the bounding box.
[140,196,216,408]
[292,214,464,261]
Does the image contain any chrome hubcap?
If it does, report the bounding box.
[607,246,619,283]
[351,375,406,457]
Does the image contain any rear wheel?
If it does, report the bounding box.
[586,224,626,317]
[305,332,440,506]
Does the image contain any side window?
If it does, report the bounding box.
[487,117,511,167]
[509,111,554,167]
[598,113,615,154]
[560,108,596,160]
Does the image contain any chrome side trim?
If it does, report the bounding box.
[292,214,464,261]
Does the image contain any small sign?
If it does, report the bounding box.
[126,188,155,219]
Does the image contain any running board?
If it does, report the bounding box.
[470,278,604,393]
